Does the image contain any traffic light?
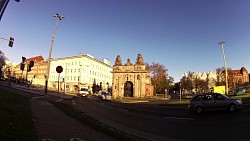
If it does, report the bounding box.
[29,60,34,67]
[8,37,14,47]
[28,60,34,72]
[20,63,24,71]
[22,56,26,63]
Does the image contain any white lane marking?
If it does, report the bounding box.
[120,108,128,112]
[72,100,75,105]
[39,138,54,141]
[70,138,85,141]
[39,101,52,106]
[55,99,63,102]
[164,116,194,120]
[32,95,46,99]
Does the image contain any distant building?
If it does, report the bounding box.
[228,67,249,88]
[49,53,112,93]
[183,67,249,91]
[14,56,47,86]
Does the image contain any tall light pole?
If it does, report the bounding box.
[45,13,64,94]
[218,41,228,95]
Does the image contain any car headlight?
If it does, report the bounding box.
[236,100,242,104]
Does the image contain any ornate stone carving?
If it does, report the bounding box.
[125,59,133,66]
[114,55,122,66]
[136,53,144,65]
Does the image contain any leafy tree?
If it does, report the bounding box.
[0,51,7,79]
[194,78,207,93]
[150,63,173,94]
[215,67,231,86]
[181,76,193,93]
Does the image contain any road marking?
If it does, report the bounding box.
[39,138,54,141]
[120,108,128,112]
[164,116,194,120]
[39,101,53,106]
[55,99,63,102]
[70,138,85,141]
[32,95,46,99]
[72,100,75,105]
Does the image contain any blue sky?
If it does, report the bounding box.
[0,0,250,82]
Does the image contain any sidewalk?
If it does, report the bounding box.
[31,98,115,141]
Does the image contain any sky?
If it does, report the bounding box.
[0,0,250,82]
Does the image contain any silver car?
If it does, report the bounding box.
[188,93,242,114]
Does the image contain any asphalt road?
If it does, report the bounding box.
[74,97,250,141]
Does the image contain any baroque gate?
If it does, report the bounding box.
[112,54,153,99]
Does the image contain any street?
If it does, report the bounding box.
[74,97,250,141]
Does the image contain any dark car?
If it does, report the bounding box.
[188,93,242,114]
[234,88,245,96]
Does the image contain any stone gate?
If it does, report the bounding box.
[112,53,153,99]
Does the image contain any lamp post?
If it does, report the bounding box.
[78,64,82,89]
[107,82,109,93]
[45,13,64,94]
[218,41,228,95]
[179,81,182,101]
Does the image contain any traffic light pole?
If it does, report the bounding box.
[25,63,28,95]
[1,37,14,47]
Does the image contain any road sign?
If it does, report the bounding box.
[56,66,63,73]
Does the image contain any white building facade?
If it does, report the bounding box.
[49,53,112,93]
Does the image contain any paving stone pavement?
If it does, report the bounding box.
[31,98,116,141]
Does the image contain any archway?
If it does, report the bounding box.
[124,81,133,97]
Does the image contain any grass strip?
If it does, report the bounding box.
[51,101,148,141]
[0,89,38,141]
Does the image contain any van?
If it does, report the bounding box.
[79,86,89,96]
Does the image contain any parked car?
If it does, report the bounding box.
[234,88,245,96]
[188,93,242,114]
[101,92,112,100]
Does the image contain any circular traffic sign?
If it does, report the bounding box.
[56,66,63,73]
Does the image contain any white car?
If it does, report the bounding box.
[101,92,112,100]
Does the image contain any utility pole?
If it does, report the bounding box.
[218,41,228,95]
[45,13,64,94]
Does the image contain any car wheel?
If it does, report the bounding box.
[228,104,236,112]
[195,106,203,114]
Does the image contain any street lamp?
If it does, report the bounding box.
[45,13,64,94]
[78,64,82,89]
[218,41,228,95]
